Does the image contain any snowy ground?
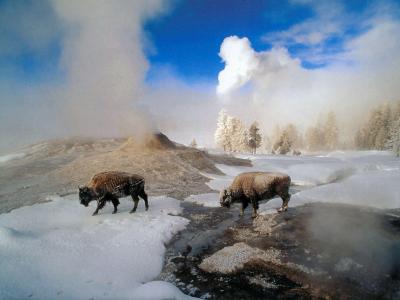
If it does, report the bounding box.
[1,150,399,299]
[0,195,195,300]
[190,151,400,214]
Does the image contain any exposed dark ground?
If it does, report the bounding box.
[159,199,400,299]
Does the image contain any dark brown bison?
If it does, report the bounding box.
[79,171,148,216]
[220,172,291,218]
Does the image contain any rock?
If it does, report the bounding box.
[253,213,280,235]
[199,242,281,274]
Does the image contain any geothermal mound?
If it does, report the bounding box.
[0,133,250,213]
[119,132,177,151]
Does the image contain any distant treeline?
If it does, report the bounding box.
[214,109,339,154]
[354,101,400,156]
[213,103,400,156]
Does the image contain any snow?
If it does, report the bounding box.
[0,153,25,164]
[292,170,400,209]
[0,195,192,299]
[199,151,400,212]
[131,281,198,300]
[185,193,220,207]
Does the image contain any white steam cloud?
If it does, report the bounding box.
[0,0,167,151]
[217,36,259,96]
[52,0,167,138]
[216,13,400,139]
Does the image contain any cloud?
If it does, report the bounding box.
[216,36,259,96]
[0,0,169,151]
[216,10,400,140]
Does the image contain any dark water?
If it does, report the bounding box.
[158,193,400,299]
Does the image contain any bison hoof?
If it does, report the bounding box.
[112,211,117,214]
[251,214,258,219]
[277,207,288,213]
[145,207,149,211]
[129,210,136,214]
[92,212,98,216]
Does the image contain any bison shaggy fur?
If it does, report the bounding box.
[220,172,291,217]
[79,171,148,216]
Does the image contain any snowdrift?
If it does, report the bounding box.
[0,195,190,299]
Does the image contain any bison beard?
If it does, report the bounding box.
[79,171,148,216]
[220,172,291,218]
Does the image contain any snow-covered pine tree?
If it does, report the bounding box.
[278,130,292,154]
[190,139,197,148]
[214,109,230,152]
[225,116,235,152]
[386,117,400,156]
[248,122,262,154]
[305,125,323,151]
[231,117,248,152]
[325,111,339,150]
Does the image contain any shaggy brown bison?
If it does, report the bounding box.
[220,172,291,218]
[79,171,148,216]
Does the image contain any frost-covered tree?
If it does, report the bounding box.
[215,110,251,153]
[354,102,393,150]
[214,109,230,151]
[305,125,324,151]
[231,118,249,152]
[386,117,400,156]
[248,122,262,154]
[275,130,292,154]
[324,111,339,150]
[190,139,197,148]
[354,128,368,149]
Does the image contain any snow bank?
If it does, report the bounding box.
[0,195,190,299]
[185,193,220,207]
[131,281,198,300]
[204,151,400,211]
[293,170,400,209]
[0,153,25,164]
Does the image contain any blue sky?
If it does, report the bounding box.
[145,0,382,81]
[1,0,393,85]
[1,0,400,150]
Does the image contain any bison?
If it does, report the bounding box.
[220,172,291,218]
[79,171,148,216]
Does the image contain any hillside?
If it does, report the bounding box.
[0,133,250,213]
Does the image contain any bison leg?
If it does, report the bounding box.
[240,199,248,217]
[139,189,149,211]
[93,197,106,216]
[130,194,139,214]
[110,196,120,214]
[278,193,291,213]
[251,198,259,218]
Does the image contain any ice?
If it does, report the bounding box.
[185,193,220,207]
[0,153,25,164]
[131,281,198,300]
[0,195,190,299]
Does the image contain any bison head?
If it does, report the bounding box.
[79,186,93,207]
[220,188,233,208]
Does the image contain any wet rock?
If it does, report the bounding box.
[199,242,281,274]
[253,213,280,235]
